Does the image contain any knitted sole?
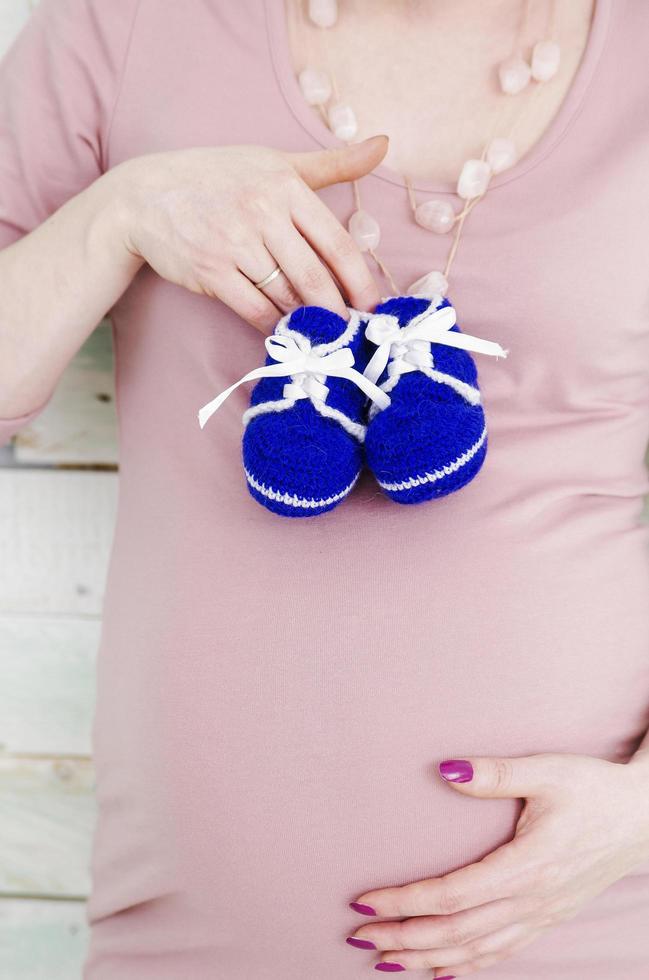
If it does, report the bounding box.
[376,425,487,503]
[244,467,361,517]
[363,295,492,505]
[241,305,372,518]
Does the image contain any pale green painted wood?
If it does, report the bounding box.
[0,757,95,897]
[14,321,118,467]
[0,617,97,757]
[0,3,99,972]
[0,898,89,979]
[0,469,118,616]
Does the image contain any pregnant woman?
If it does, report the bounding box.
[2,0,649,977]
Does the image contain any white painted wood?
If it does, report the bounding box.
[0,440,14,466]
[0,757,95,897]
[0,0,30,59]
[0,898,89,979]
[0,617,97,757]
[14,321,118,467]
[0,0,103,949]
[0,469,118,616]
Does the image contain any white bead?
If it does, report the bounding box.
[486,137,517,174]
[531,40,561,82]
[348,209,380,251]
[298,67,332,106]
[498,55,532,95]
[327,103,358,140]
[406,270,448,298]
[457,159,492,199]
[308,0,338,28]
[414,199,456,234]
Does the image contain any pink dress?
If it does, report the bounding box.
[2,1,649,977]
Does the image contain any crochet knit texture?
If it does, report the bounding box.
[242,305,370,517]
[363,295,488,503]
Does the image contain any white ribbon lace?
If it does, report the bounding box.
[363,304,508,387]
[197,333,391,429]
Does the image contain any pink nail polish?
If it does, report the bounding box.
[437,976,456,979]
[349,901,377,915]
[346,936,377,950]
[439,759,473,782]
[375,963,405,972]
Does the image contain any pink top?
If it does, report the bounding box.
[2,2,649,978]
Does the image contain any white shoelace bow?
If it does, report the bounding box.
[197,333,390,429]
[363,304,508,387]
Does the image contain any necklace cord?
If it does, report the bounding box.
[298,0,559,296]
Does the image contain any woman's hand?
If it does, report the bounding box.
[111,136,389,332]
[347,751,649,976]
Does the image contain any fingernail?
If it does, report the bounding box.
[375,964,405,972]
[439,759,473,783]
[346,936,377,950]
[436,976,456,979]
[349,901,377,915]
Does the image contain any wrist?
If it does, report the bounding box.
[88,162,147,274]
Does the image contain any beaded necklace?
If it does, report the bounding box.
[292,0,561,298]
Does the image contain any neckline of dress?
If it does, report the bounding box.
[263,0,614,196]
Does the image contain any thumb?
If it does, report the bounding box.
[286,134,389,190]
[437,754,561,800]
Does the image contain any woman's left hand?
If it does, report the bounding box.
[347,751,649,976]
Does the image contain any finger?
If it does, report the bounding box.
[289,182,381,312]
[258,268,303,314]
[374,921,541,974]
[350,849,521,920]
[204,268,281,335]
[233,240,303,314]
[438,752,565,801]
[262,219,350,319]
[429,925,546,977]
[286,134,389,190]
[348,896,520,953]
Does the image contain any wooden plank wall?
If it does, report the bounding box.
[0,349,117,979]
[1,6,117,975]
[0,359,117,972]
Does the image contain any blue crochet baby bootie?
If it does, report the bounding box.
[197,305,389,517]
[240,306,379,516]
[238,305,387,517]
[362,294,505,504]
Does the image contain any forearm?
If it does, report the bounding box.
[0,163,143,417]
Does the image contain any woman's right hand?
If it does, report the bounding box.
[113,135,389,332]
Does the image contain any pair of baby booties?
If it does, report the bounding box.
[197,294,508,517]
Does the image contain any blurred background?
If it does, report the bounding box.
[0,4,114,976]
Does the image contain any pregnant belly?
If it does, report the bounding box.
[87,511,649,978]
